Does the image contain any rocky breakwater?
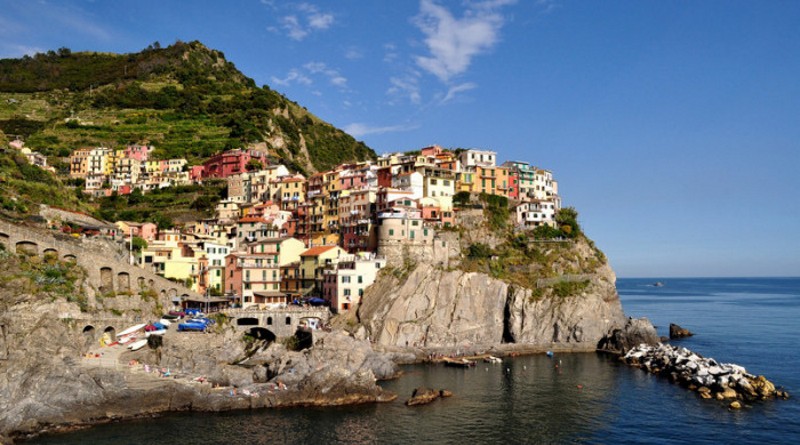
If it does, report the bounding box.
[622,343,790,408]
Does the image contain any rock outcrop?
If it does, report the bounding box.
[669,323,694,339]
[597,317,660,354]
[405,387,453,406]
[357,238,628,352]
[0,304,397,442]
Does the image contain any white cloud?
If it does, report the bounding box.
[274,3,336,41]
[343,122,418,138]
[271,69,312,87]
[303,61,348,88]
[413,0,514,83]
[383,43,399,63]
[281,15,308,41]
[344,47,363,60]
[387,75,422,105]
[441,82,477,103]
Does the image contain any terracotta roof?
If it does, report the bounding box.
[300,245,338,257]
[238,217,267,224]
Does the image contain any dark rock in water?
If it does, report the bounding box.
[669,323,693,339]
[597,317,659,354]
[660,336,670,342]
[406,387,451,406]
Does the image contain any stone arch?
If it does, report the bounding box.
[168,288,177,298]
[267,316,273,326]
[99,267,114,294]
[285,316,292,325]
[0,232,9,248]
[148,279,155,289]
[248,327,276,343]
[82,325,96,346]
[15,240,38,255]
[237,317,259,326]
[117,272,131,293]
[137,277,145,290]
[103,326,116,338]
[63,254,77,262]
[42,247,58,257]
[159,289,166,300]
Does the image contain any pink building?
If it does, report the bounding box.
[123,145,153,162]
[202,149,268,179]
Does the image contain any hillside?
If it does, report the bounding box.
[0,40,374,174]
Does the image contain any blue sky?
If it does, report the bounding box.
[1,0,799,278]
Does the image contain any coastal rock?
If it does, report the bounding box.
[597,317,659,354]
[405,387,452,406]
[669,323,694,339]
[357,238,627,352]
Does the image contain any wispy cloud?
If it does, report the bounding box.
[387,75,422,105]
[413,0,514,83]
[271,69,312,87]
[343,122,418,138]
[441,82,477,103]
[383,43,400,63]
[268,2,336,41]
[344,46,363,60]
[304,61,348,88]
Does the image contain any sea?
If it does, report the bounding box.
[28,277,800,444]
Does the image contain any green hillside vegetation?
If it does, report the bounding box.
[0,41,374,172]
[0,151,91,217]
[461,204,605,293]
[95,181,227,227]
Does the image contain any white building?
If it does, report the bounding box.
[458,149,496,168]
[322,253,387,312]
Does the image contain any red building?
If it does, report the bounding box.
[507,170,520,200]
[202,149,268,179]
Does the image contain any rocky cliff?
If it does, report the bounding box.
[357,237,626,352]
[355,201,636,353]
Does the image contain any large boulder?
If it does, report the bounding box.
[597,317,659,354]
[669,323,694,339]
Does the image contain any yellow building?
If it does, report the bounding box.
[299,245,347,295]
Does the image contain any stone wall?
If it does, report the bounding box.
[0,219,200,305]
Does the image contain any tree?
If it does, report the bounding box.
[245,158,263,172]
[555,207,581,238]
[131,236,148,252]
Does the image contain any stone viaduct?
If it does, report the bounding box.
[0,219,200,302]
[224,307,330,339]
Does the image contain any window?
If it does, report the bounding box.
[389,229,394,236]
[344,289,351,296]
[342,276,351,283]
[286,317,292,325]
[358,276,363,284]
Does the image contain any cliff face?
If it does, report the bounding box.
[357,236,627,351]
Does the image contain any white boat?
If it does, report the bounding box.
[118,335,136,345]
[158,319,172,327]
[146,329,167,337]
[117,323,147,338]
[484,355,502,364]
[128,339,148,351]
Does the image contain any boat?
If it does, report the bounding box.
[652,282,665,287]
[158,319,172,327]
[484,355,502,364]
[443,357,476,368]
[116,323,147,338]
[128,339,148,351]
[145,329,167,337]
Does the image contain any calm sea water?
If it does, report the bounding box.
[30,278,800,444]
